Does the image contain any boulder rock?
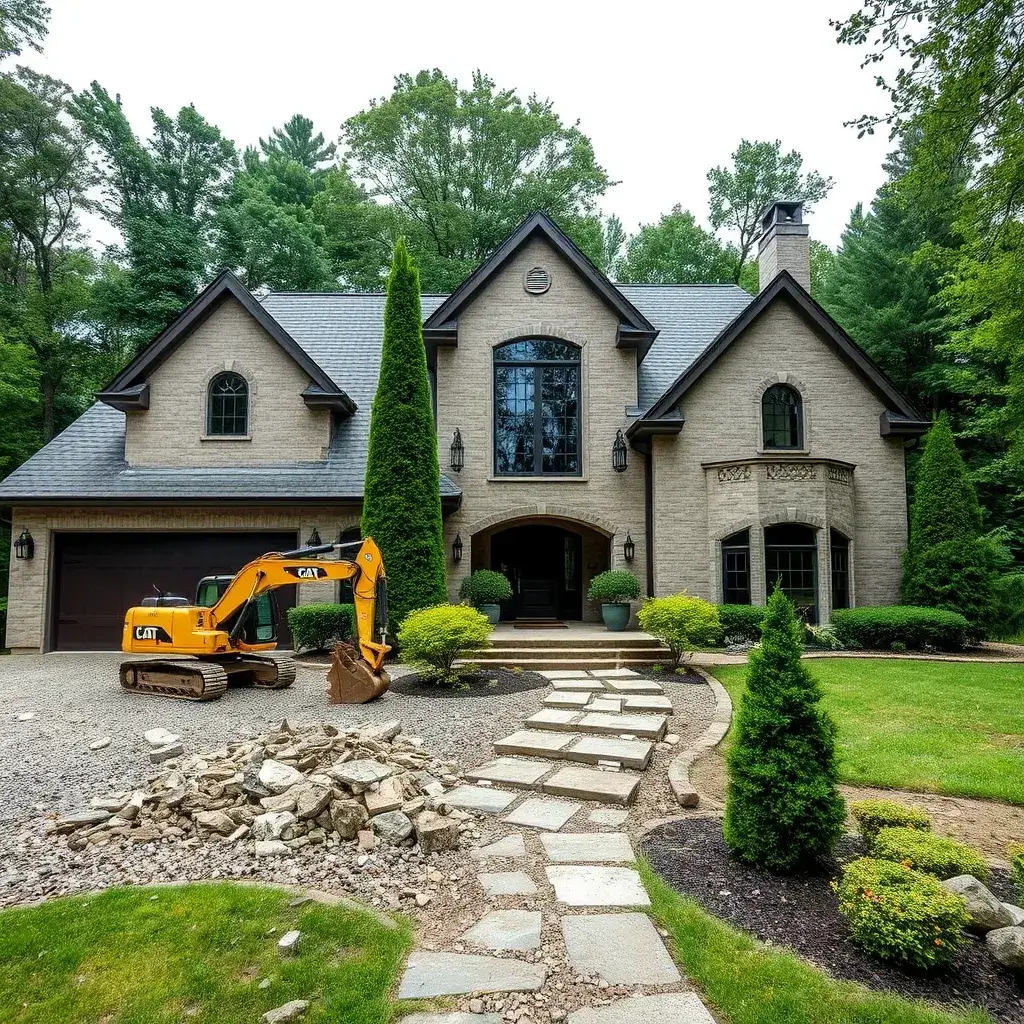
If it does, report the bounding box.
[364,777,404,817]
[261,1000,308,1024]
[258,759,304,794]
[986,926,1024,972]
[941,875,1015,933]
[371,810,413,844]
[255,840,290,858]
[330,799,368,839]
[252,810,297,841]
[144,727,181,748]
[194,810,237,836]
[1003,903,1024,926]
[294,783,332,821]
[331,758,392,791]
[414,811,460,854]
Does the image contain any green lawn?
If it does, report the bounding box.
[641,861,992,1024]
[713,658,1024,804]
[0,884,414,1024]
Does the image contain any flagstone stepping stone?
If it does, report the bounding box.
[397,950,546,998]
[587,697,624,713]
[478,870,538,896]
[589,807,629,826]
[601,679,664,694]
[622,694,673,712]
[589,668,640,677]
[503,796,581,831]
[551,679,606,692]
[567,735,653,770]
[541,832,634,863]
[567,992,712,1023]
[493,730,575,759]
[575,712,667,740]
[444,785,518,814]
[561,914,678,983]
[541,670,591,679]
[465,758,553,788]
[543,691,593,709]
[546,866,650,906]
[401,1013,501,1024]
[471,832,528,859]
[462,909,543,950]
[541,766,641,805]
[525,708,580,731]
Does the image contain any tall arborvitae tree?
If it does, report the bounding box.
[361,240,446,635]
[723,586,845,873]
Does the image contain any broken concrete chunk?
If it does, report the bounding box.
[258,759,304,794]
[144,727,181,748]
[277,929,301,956]
[149,742,184,764]
[261,1000,309,1024]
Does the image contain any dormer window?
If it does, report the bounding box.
[208,372,249,436]
[762,384,803,449]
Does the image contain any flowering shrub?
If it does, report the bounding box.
[873,826,989,882]
[850,799,931,844]
[835,857,969,969]
[397,604,492,684]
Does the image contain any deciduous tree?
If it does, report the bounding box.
[616,206,738,285]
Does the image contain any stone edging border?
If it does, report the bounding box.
[667,666,732,808]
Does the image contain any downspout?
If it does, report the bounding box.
[643,445,654,598]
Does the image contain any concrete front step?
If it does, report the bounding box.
[491,731,654,770]
[523,710,669,741]
[486,634,668,650]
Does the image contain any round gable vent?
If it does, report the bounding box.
[524,266,551,294]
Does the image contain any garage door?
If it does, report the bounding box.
[51,531,299,651]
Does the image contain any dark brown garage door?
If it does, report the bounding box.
[51,531,299,651]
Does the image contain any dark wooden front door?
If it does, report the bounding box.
[51,531,299,651]
[491,525,582,620]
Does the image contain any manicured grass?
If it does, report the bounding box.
[713,659,1024,804]
[0,883,414,1024]
[641,861,993,1024]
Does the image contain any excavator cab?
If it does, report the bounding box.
[195,575,279,644]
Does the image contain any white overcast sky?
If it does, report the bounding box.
[27,0,893,252]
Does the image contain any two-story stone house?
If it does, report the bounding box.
[1,205,928,652]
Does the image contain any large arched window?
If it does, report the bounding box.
[207,372,249,436]
[494,339,581,475]
[762,384,803,449]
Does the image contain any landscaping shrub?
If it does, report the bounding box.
[1008,843,1024,899]
[834,857,970,970]
[361,240,447,635]
[850,799,931,844]
[637,593,722,668]
[723,586,845,872]
[586,569,641,603]
[396,604,491,684]
[873,826,990,881]
[830,605,970,651]
[458,569,512,606]
[286,603,355,651]
[804,624,843,650]
[993,573,1024,640]
[718,603,764,641]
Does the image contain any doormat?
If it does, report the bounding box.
[513,620,567,629]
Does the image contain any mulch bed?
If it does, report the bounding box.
[642,818,1024,1023]
[388,667,549,698]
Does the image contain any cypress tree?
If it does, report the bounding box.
[723,586,845,873]
[361,240,447,633]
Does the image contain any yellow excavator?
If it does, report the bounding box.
[119,538,391,703]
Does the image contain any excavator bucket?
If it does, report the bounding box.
[326,642,390,704]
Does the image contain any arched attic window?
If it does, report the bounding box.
[207,372,249,436]
[762,384,803,450]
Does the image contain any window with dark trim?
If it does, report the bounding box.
[764,523,818,623]
[762,384,803,449]
[721,529,751,604]
[208,372,249,436]
[494,339,581,475]
[831,529,850,611]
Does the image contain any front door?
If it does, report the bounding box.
[491,525,582,620]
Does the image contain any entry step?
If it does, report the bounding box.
[523,710,668,741]
[491,731,654,770]
[540,766,641,805]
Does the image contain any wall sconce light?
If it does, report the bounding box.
[13,528,34,560]
[612,429,628,472]
[450,428,464,472]
[623,532,635,562]
[452,533,463,563]
[306,527,322,547]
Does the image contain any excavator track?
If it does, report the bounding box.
[245,651,297,690]
[119,659,229,702]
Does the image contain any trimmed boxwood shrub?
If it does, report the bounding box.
[586,569,640,603]
[396,604,491,684]
[834,857,970,970]
[286,603,355,652]
[637,593,722,669]
[873,826,990,882]
[723,586,845,872]
[850,799,931,844]
[458,569,512,606]
[829,605,970,651]
[718,604,764,642]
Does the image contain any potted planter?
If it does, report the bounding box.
[586,569,641,632]
[458,569,513,625]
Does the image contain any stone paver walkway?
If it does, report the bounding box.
[397,669,715,1023]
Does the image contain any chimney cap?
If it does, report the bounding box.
[760,201,804,235]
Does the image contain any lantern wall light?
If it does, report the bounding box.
[306,527,322,547]
[612,429,628,472]
[452,533,463,563]
[13,528,34,560]
[623,532,635,562]
[450,428,464,473]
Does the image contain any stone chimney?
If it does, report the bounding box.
[757,201,809,291]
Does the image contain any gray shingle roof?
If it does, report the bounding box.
[0,284,751,503]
